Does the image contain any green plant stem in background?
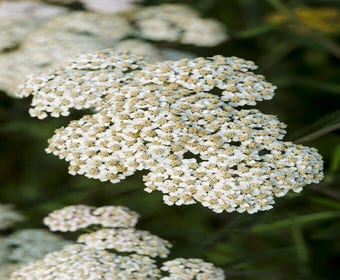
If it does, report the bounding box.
[290,223,309,263]
[290,110,340,143]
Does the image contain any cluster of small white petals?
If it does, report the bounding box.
[1,4,227,96]
[44,205,140,231]
[78,228,171,257]
[0,204,24,230]
[17,51,324,213]
[9,205,224,279]
[0,229,70,265]
[0,12,133,95]
[161,258,225,280]
[43,205,94,232]
[16,50,145,118]
[10,244,161,280]
[134,4,228,46]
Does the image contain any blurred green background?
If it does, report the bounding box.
[0,0,339,279]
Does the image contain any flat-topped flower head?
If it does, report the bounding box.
[10,244,161,280]
[160,258,225,280]
[134,4,228,46]
[44,205,139,231]
[0,204,24,230]
[78,228,171,258]
[17,50,324,214]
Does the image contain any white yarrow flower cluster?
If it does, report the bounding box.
[44,205,139,232]
[77,228,171,257]
[11,205,224,279]
[10,244,161,280]
[16,50,324,214]
[161,258,225,280]
[134,4,228,46]
[0,204,24,230]
[1,4,227,96]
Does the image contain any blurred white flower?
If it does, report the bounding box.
[0,204,24,230]
[134,4,228,46]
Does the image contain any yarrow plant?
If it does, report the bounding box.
[16,50,324,214]
[11,205,225,279]
[0,4,227,96]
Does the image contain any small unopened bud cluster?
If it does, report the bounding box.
[16,50,324,214]
[0,204,24,230]
[11,205,224,279]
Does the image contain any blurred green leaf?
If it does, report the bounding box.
[309,196,340,210]
[328,144,340,174]
[290,110,340,143]
[252,211,340,232]
[290,223,309,265]
[234,23,278,38]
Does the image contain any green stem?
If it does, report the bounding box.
[293,122,340,143]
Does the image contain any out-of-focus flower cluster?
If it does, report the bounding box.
[0,3,227,96]
[0,0,67,52]
[11,205,225,279]
[265,6,340,35]
[0,204,24,230]
[45,0,140,13]
[134,4,228,46]
[16,50,324,214]
[0,229,69,279]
